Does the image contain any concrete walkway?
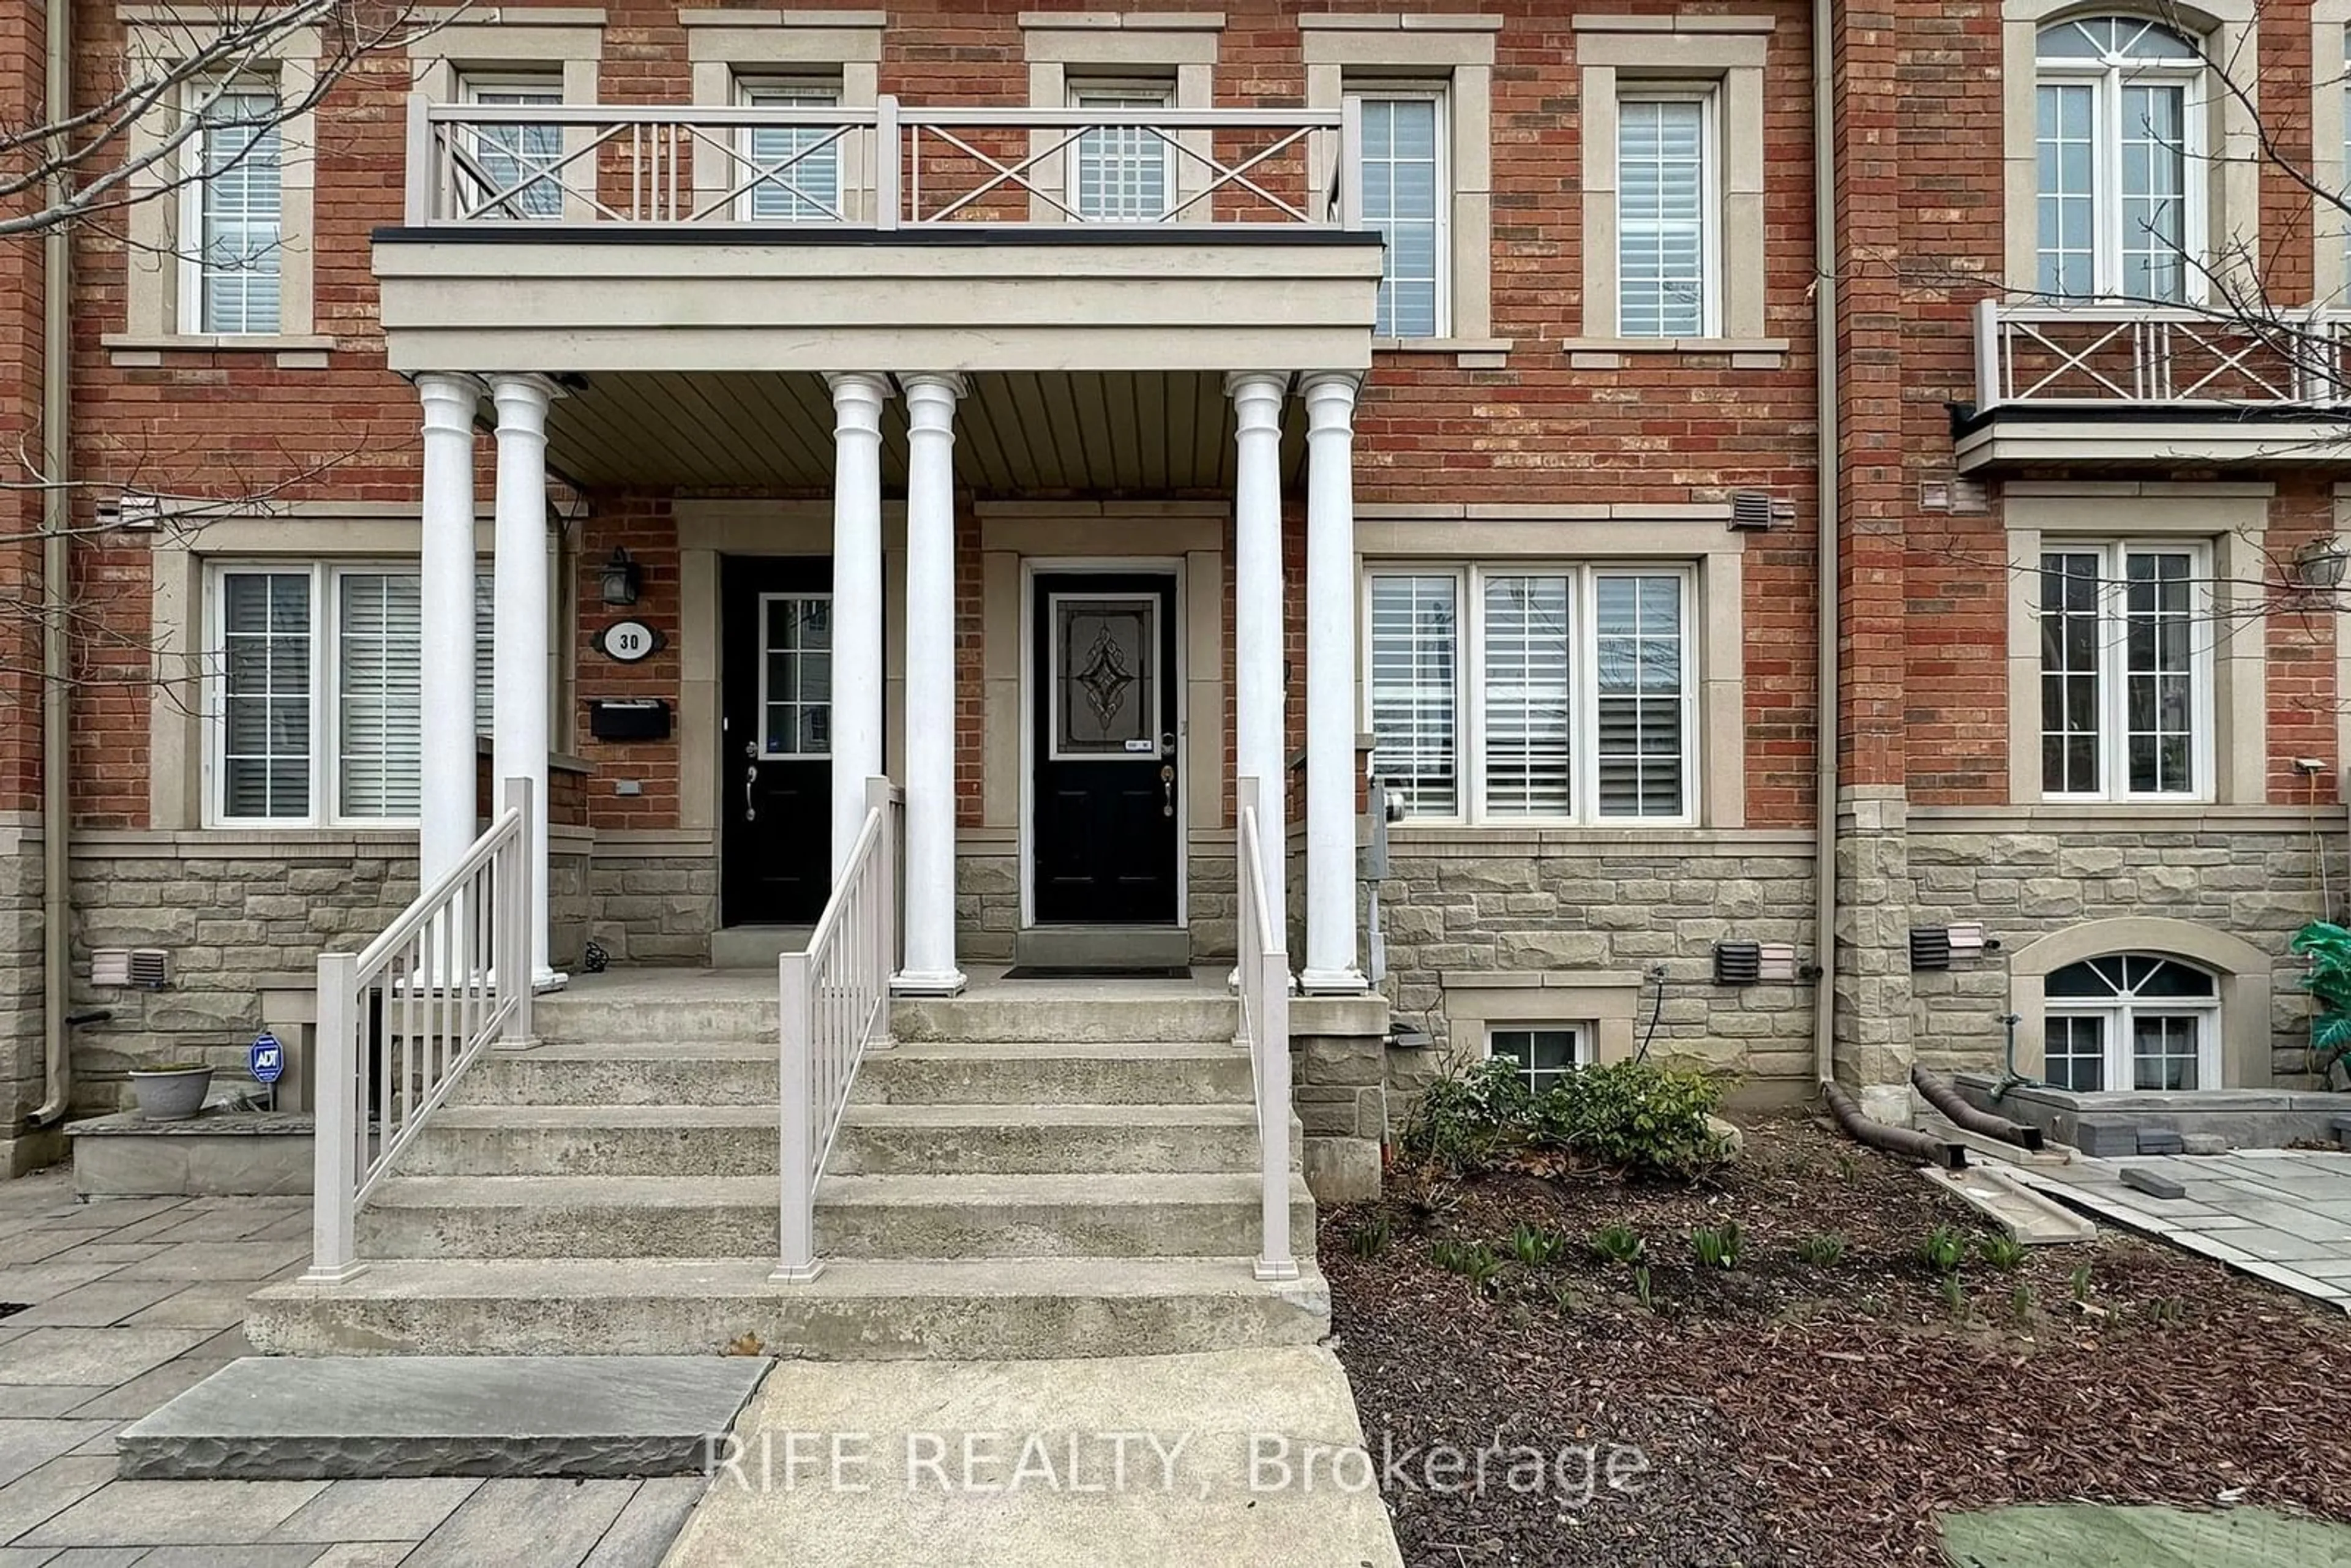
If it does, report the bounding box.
[2012,1149,2351,1312]
[663,1346,1404,1568]
[0,1166,698,1566]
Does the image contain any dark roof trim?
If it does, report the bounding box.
[1952,400,2351,439]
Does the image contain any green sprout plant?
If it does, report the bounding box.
[1795,1232,1847,1267]
[1591,1223,1647,1265]
[1976,1233,2027,1271]
[1509,1221,1566,1267]
[1919,1225,1969,1275]
[1348,1214,1394,1261]
[1690,1221,1744,1270]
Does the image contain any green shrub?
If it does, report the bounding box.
[1589,1222,1647,1265]
[1794,1231,1847,1267]
[1919,1225,1969,1275]
[1690,1221,1743,1270]
[1397,1054,1734,1182]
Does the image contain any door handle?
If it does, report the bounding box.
[743,763,760,823]
[1160,763,1176,819]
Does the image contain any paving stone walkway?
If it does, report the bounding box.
[2012,1148,2351,1312]
[0,1167,702,1567]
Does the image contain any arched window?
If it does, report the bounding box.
[2044,953,2219,1091]
[2035,17,2203,301]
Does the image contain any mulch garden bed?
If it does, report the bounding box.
[1321,1114,2351,1567]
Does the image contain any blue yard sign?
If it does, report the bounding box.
[249,1030,285,1087]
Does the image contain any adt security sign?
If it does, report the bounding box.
[249,1030,285,1087]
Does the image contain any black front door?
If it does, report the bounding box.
[721,557,833,925]
[1032,572,1180,924]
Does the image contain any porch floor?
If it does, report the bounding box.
[552,965,1232,1006]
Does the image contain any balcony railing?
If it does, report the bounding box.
[403,92,1361,231]
[1974,298,2351,411]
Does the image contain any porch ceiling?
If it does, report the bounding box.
[543,369,1307,494]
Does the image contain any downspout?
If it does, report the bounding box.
[1810,0,1840,1089]
[32,0,73,1127]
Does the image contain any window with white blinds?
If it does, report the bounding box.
[1353,91,1447,337]
[185,86,282,334]
[211,565,433,825]
[1367,566,1694,823]
[1615,93,1712,338]
[1071,85,1174,222]
[460,76,566,220]
[740,78,842,222]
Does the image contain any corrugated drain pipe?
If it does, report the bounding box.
[32,0,75,1130]
[1810,0,1840,1091]
[1826,1080,1966,1169]
[1911,1063,2044,1152]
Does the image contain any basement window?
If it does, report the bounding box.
[2042,954,2219,1092]
[1487,1026,1589,1093]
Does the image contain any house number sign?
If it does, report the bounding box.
[597,620,662,663]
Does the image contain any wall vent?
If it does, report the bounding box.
[1910,928,1953,971]
[1712,940,1763,985]
[127,949,171,989]
[1728,490,1791,531]
[1756,942,1799,983]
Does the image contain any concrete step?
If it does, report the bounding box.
[400,1103,1291,1178]
[893,994,1237,1045]
[117,1354,768,1480]
[532,992,774,1046]
[853,1042,1254,1106]
[246,1256,1332,1359]
[448,1045,774,1108]
[354,1172,1314,1261]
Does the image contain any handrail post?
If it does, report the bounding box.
[775,949,822,1283]
[304,951,364,1283]
[501,777,534,1043]
[1256,947,1295,1281]
[875,94,901,230]
[405,92,433,225]
[867,776,899,995]
[1337,97,1363,230]
[1973,296,2000,410]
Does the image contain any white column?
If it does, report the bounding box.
[1226,372,1288,920]
[416,373,481,891]
[825,372,892,878]
[895,373,967,995]
[1300,371,1365,992]
[490,373,563,991]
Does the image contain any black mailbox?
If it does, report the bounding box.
[588,698,672,741]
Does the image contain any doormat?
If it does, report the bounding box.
[999,966,1194,981]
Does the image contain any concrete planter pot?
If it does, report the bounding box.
[127,1065,214,1123]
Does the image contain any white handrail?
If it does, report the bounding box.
[775,775,901,1284]
[304,778,535,1283]
[1235,775,1296,1283]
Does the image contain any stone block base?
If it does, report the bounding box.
[1290,992,1390,1204]
[67,1109,313,1196]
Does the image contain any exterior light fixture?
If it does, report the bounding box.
[599,547,642,606]
[2296,536,2348,591]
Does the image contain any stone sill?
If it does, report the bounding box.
[1562,337,1790,371]
[1385,825,1814,855]
[1910,805,2332,834]
[1372,336,1514,368]
[102,333,336,370]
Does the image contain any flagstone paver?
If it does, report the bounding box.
[2016,1149,2351,1310]
[0,1167,712,1567]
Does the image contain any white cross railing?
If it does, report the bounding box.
[1235,775,1296,1283]
[1974,298,2351,410]
[304,778,534,1283]
[774,776,900,1285]
[404,94,1360,230]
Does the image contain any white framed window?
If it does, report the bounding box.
[1365,565,1695,825]
[2043,953,2220,1092]
[2036,541,2210,801]
[1615,88,1717,338]
[1351,88,1448,338]
[757,591,832,757]
[179,83,282,334]
[459,73,566,220]
[737,77,843,222]
[2034,17,2204,301]
[208,563,498,827]
[1068,80,1175,222]
[1487,1026,1588,1093]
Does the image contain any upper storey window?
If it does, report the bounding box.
[2034,17,2203,301]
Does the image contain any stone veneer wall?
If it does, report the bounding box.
[583,850,718,966]
[1908,821,2341,1084]
[954,835,1243,966]
[0,822,47,1176]
[1374,829,1822,1097]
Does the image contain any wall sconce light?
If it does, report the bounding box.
[2295,536,2348,591]
[599,548,642,606]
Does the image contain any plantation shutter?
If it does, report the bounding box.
[1593,574,1687,818]
[1616,97,1707,337]
[1480,574,1572,816]
[197,89,282,333]
[1368,574,1459,816]
[466,80,565,219]
[220,571,312,819]
[336,571,423,819]
[1358,96,1442,337]
[474,571,496,737]
[1073,90,1171,222]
